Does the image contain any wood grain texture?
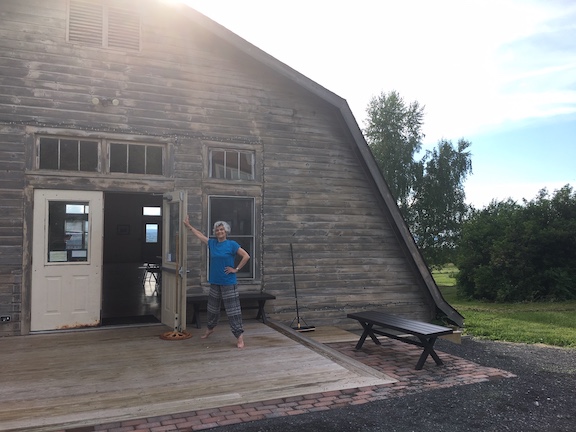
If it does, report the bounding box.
[0,0,445,336]
[0,324,394,431]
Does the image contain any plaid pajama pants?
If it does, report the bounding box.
[206,284,244,338]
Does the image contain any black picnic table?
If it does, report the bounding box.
[347,310,454,370]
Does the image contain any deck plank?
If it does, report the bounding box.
[0,323,394,431]
[301,325,361,343]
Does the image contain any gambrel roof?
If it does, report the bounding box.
[181,6,463,326]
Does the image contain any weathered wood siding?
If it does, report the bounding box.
[0,0,434,336]
[0,123,25,336]
[255,96,433,328]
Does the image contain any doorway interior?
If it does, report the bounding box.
[101,192,163,325]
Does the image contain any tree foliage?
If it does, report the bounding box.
[456,185,576,302]
[364,90,424,211]
[410,139,473,265]
[364,90,473,266]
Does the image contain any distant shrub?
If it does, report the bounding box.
[456,185,576,302]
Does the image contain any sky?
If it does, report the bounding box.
[180,0,576,208]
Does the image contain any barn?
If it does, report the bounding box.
[0,0,463,337]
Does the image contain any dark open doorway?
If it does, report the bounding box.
[101,192,163,325]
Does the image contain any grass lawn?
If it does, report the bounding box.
[432,265,576,348]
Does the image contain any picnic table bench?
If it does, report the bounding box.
[347,310,454,370]
[187,291,276,328]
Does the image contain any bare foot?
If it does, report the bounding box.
[201,329,214,339]
[237,334,244,349]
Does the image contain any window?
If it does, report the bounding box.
[110,143,164,175]
[142,207,162,261]
[68,0,140,51]
[209,149,254,180]
[38,138,99,172]
[143,206,161,216]
[145,223,159,243]
[36,136,166,175]
[208,196,254,278]
[48,201,90,262]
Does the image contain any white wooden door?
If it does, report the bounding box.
[161,191,188,331]
[31,190,103,331]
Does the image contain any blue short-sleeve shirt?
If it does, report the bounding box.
[207,238,240,285]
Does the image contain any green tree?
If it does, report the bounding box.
[364,90,424,211]
[456,185,576,302]
[364,90,473,266]
[410,139,473,265]
[456,199,522,300]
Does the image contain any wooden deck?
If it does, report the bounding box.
[0,322,394,432]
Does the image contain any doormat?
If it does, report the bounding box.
[101,315,160,326]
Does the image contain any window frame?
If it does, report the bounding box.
[207,195,256,280]
[35,135,167,177]
[37,137,101,173]
[208,148,256,181]
[47,201,91,263]
[108,141,165,176]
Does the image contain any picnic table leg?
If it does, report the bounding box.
[415,336,442,370]
[355,322,380,350]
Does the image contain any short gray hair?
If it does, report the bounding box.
[212,221,231,235]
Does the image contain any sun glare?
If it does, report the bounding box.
[158,0,185,6]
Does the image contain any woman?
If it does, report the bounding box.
[184,215,250,348]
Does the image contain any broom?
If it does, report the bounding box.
[289,243,315,332]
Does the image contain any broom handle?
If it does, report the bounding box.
[290,243,301,323]
[174,232,180,332]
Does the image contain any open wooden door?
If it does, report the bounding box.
[161,190,188,331]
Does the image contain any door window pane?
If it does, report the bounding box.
[167,201,180,263]
[48,201,90,262]
[145,223,159,243]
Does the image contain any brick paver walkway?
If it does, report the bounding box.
[60,338,515,432]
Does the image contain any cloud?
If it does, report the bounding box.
[431,1,576,140]
[466,180,573,209]
[183,1,575,138]
[180,0,575,209]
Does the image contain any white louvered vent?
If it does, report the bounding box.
[68,1,103,46]
[68,0,141,51]
[108,8,140,50]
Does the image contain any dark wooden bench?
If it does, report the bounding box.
[186,291,276,328]
[347,310,454,370]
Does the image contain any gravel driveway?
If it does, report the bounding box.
[215,337,576,432]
